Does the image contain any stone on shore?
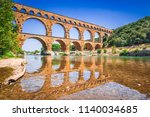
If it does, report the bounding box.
[0,58,26,85]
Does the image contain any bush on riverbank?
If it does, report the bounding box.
[97,49,102,54]
[120,49,150,56]
[119,49,129,56]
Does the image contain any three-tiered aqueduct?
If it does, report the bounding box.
[13,3,112,54]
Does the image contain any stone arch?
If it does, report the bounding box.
[94,32,101,43]
[54,40,67,51]
[84,43,93,50]
[103,33,109,42]
[20,8,27,13]
[22,18,47,35]
[95,44,101,50]
[36,12,42,17]
[22,37,47,51]
[69,27,81,40]
[12,6,18,11]
[50,16,55,20]
[71,41,82,51]
[52,23,66,38]
[29,10,35,15]
[44,14,49,19]
[83,30,92,41]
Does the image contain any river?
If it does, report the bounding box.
[0,55,150,100]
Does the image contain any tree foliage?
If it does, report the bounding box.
[52,44,61,51]
[0,0,19,56]
[106,16,150,47]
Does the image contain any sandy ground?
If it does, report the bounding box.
[0,58,26,84]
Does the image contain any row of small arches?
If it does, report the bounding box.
[12,6,112,33]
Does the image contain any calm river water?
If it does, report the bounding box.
[0,55,150,100]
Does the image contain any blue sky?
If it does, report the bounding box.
[13,0,150,51]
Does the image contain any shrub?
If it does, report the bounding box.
[104,49,107,53]
[119,49,129,56]
[59,52,68,56]
[97,49,102,54]
[3,51,16,58]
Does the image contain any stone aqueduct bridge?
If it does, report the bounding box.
[13,3,112,53]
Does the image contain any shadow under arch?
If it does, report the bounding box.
[22,18,47,35]
[84,43,93,51]
[54,40,67,51]
[71,41,82,51]
[95,44,101,50]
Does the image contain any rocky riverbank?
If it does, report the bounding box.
[0,58,26,85]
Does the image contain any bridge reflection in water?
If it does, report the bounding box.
[0,56,150,100]
[10,56,110,100]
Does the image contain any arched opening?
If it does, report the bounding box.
[69,27,80,40]
[50,16,55,20]
[52,23,65,38]
[51,73,64,87]
[12,6,17,11]
[52,40,66,52]
[29,10,34,15]
[70,42,81,51]
[69,72,79,83]
[22,18,47,35]
[44,14,48,19]
[95,32,101,43]
[20,8,26,13]
[83,70,91,81]
[95,44,101,50]
[22,38,47,54]
[103,33,108,43]
[21,76,45,93]
[37,12,42,17]
[84,43,93,51]
[84,30,92,41]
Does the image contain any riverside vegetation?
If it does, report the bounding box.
[0,0,22,59]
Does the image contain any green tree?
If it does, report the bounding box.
[52,44,61,51]
[0,0,19,56]
[70,45,76,51]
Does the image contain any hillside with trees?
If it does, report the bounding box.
[104,16,150,47]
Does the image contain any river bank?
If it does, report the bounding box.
[0,58,26,86]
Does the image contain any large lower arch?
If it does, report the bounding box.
[95,44,101,50]
[22,37,47,52]
[84,43,93,51]
[52,23,66,38]
[53,40,67,51]
[22,18,47,35]
[71,41,82,51]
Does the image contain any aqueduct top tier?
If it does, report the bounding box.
[13,3,113,52]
